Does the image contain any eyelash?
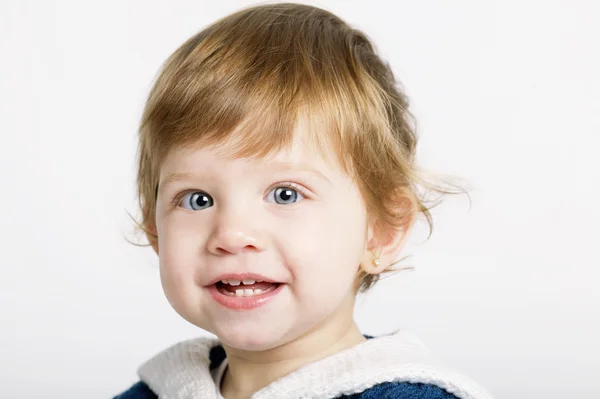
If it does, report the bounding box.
[171,182,309,207]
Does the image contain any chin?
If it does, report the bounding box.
[215,323,291,352]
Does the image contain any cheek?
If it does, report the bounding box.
[315,190,367,260]
[159,259,185,308]
[157,218,205,305]
[158,211,212,263]
[281,197,367,292]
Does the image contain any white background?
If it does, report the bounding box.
[1,0,598,398]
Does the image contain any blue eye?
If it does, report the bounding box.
[181,192,214,210]
[267,185,305,205]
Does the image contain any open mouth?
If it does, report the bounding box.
[215,279,281,297]
[209,278,285,310]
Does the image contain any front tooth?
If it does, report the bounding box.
[242,279,255,285]
[253,288,263,295]
[244,289,253,296]
[229,279,241,286]
[235,289,244,296]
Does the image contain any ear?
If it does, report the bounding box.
[360,196,416,275]
[150,239,159,255]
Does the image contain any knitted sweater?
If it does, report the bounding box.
[113,330,494,399]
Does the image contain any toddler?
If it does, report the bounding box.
[114,3,494,398]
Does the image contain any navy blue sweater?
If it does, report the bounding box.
[114,379,457,398]
[114,339,459,399]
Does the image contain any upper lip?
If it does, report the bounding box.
[206,272,281,286]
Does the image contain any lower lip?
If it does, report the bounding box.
[208,283,284,310]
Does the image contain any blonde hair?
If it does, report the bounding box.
[129,2,469,292]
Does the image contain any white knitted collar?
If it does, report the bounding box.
[138,329,494,399]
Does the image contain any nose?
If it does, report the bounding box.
[206,211,266,256]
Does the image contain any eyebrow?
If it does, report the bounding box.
[266,161,332,185]
[159,172,203,193]
[159,162,331,193]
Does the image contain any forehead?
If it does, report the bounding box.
[158,121,346,185]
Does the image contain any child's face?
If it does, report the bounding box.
[153,129,370,351]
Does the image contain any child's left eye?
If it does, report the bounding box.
[266,184,306,205]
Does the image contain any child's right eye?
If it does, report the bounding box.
[180,191,214,211]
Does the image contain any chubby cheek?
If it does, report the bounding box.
[156,219,208,325]
[281,198,367,309]
[159,260,187,313]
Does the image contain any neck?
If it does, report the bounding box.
[219,298,366,399]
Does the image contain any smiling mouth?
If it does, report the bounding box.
[215,280,281,297]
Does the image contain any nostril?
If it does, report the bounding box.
[214,243,259,255]
[215,247,229,255]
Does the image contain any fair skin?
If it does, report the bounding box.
[150,129,412,399]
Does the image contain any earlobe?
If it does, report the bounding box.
[360,212,415,275]
[150,239,159,255]
[359,245,387,275]
[361,248,387,275]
